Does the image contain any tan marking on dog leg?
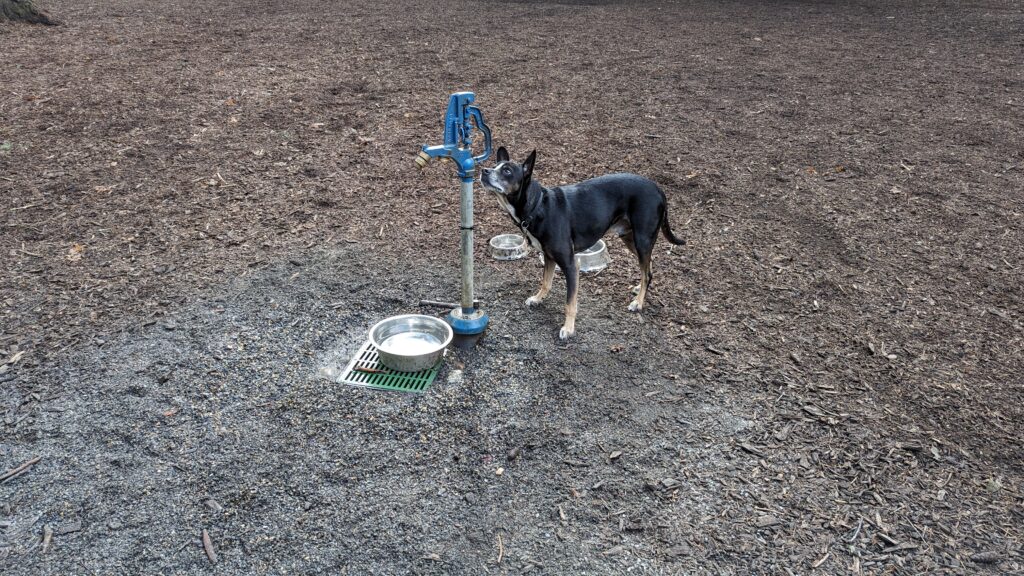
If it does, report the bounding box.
[629,257,652,312]
[560,293,578,339]
[559,267,579,339]
[622,232,643,295]
[526,258,556,307]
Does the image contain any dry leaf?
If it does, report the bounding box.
[67,244,86,261]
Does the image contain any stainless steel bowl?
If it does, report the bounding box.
[369,314,453,372]
[541,239,612,274]
[489,234,529,260]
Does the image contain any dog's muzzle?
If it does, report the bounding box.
[480,170,501,193]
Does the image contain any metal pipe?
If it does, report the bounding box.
[419,299,481,309]
[460,178,475,314]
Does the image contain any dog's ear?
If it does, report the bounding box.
[522,150,537,182]
[496,146,509,162]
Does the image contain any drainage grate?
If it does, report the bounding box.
[336,340,441,393]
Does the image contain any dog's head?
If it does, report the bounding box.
[480,147,536,197]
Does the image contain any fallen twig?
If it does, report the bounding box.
[202,529,217,564]
[0,456,42,484]
[496,533,504,564]
[844,518,863,542]
[971,551,1003,564]
[354,367,387,375]
[42,525,53,553]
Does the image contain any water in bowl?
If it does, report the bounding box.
[378,331,442,356]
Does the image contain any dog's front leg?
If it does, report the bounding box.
[526,257,557,307]
[559,259,579,340]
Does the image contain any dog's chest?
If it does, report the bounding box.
[523,229,542,251]
[495,195,543,251]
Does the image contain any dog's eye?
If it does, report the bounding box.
[501,167,512,176]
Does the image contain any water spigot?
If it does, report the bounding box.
[414,92,493,337]
[416,92,493,181]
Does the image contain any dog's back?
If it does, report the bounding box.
[558,173,668,250]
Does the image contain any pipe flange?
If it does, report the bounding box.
[446,308,489,335]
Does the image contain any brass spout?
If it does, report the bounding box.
[415,151,430,169]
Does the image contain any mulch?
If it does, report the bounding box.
[1,0,1021,573]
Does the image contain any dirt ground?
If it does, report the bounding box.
[2,0,1023,574]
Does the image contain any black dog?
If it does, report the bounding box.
[480,147,686,339]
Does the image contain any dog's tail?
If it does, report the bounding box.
[660,206,687,245]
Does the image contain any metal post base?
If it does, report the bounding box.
[446,307,489,336]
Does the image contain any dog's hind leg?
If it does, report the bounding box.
[620,231,643,296]
[629,255,653,312]
[526,257,556,307]
[628,230,656,312]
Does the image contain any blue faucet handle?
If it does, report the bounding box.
[444,92,476,148]
[417,92,492,180]
[467,106,492,165]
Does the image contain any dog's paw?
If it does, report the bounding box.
[628,299,643,312]
[558,326,575,340]
[525,295,543,307]
[632,284,641,295]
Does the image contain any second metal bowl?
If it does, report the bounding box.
[577,239,611,273]
[369,314,452,372]
[540,239,612,274]
[489,234,529,260]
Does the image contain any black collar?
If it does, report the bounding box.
[517,185,546,233]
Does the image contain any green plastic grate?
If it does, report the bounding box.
[336,340,441,393]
